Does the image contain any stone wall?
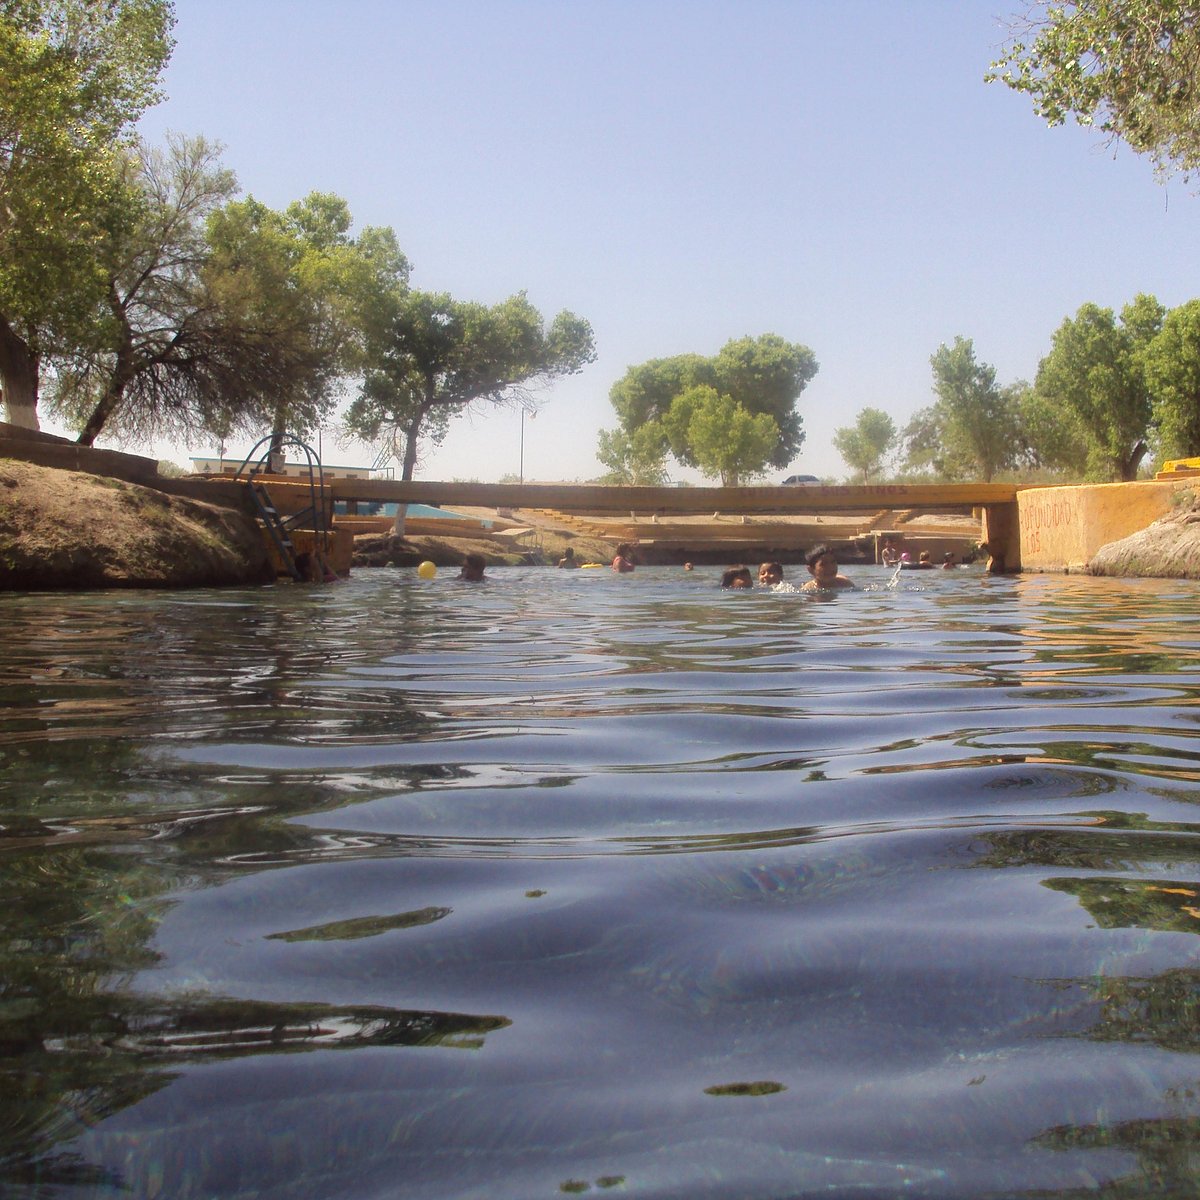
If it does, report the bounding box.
[1019,480,1195,571]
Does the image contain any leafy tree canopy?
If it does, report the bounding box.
[832,407,896,482]
[0,0,174,426]
[663,384,780,486]
[1142,298,1200,459]
[989,1,1200,179]
[606,333,817,479]
[1033,294,1163,480]
[345,289,596,482]
[904,337,1023,482]
[596,424,669,485]
[46,134,410,448]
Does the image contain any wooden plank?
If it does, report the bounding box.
[325,479,1020,514]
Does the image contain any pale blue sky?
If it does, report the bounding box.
[119,0,1200,481]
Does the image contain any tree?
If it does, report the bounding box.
[903,337,1022,482]
[605,333,817,480]
[345,289,595,530]
[205,191,410,451]
[1033,295,1163,480]
[1018,384,1090,476]
[596,424,669,485]
[0,0,174,428]
[44,136,410,448]
[1142,299,1200,460]
[988,1,1200,179]
[665,385,779,486]
[832,407,896,481]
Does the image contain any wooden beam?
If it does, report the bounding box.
[324,480,1020,514]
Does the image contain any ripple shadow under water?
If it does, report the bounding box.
[5,568,1200,1197]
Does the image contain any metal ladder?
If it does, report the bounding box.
[236,435,332,580]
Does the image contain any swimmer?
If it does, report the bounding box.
[293,551,339,583]
[721,565,754,589]
[758,561,783,586]
[292,551,323,583]
[801,544,854,591]
[557,547,580,569]
[459,553,486,581]
[612,543,635,573]
[900,551,933,570]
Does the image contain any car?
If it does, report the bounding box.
[781,474,820,486]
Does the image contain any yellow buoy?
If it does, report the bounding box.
[417,560,437,579]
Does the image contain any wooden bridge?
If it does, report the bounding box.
[0,422,1025,570]
[319,479,1024,571]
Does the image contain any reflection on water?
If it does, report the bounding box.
[6,569,1200,1196]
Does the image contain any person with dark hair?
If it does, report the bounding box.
[557,547,580,568]
[612,543,635,573]
[459,553,487,581]
[720,565,753,589]
[758,561,783,586]
[801,544,854,591]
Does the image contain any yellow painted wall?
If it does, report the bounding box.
[266,528,353,577]
[1019,480,1196,571]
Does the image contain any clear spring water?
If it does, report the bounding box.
[5,565,1200,1199]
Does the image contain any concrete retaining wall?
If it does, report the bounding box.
[1019,479,1196,571]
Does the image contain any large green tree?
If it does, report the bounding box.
[904,337,1023,482]
[1033,294,1163,480]
[346,289,595,527]
[46,139,409,447]
[662,384,779,486]
[1142,299,1200,460]
[0,0,174,428]
[605,333,817,481]
[595,424,669,485]
[833,407,896,482]
[989,1,1200,179]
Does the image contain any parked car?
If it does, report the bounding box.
[781,474,820,486]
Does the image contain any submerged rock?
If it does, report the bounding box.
[1088,489,1200,579]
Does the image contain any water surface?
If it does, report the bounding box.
[5,566,1200,1198]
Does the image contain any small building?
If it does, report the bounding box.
[189,457,376,481]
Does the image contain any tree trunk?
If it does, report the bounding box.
[390,414,425,537]
[1121,439,1149,481]
[77,379,127,446]
[0,315,40,430]
[77,288,138,446]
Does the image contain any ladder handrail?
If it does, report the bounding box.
[236,433,333,577]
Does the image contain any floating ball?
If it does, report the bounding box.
[417,560,437,580]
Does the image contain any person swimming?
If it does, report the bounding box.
[459,553,487,581]
[801,544,854,591]
[612,544,635,573]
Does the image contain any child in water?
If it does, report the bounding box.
[801,544,854,591]
[758,561,784,587]
[612,544,635,573]
[459,553,487,581]
[721,565,754,589]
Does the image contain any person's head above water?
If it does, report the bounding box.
[721,565,753,589]
[759,561,783,585]
[459,553,486,581]
[803,544,853,590]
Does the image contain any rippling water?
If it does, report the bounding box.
[6,565,1200,1198]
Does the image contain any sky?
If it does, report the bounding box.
[79,0,1200,482]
